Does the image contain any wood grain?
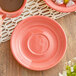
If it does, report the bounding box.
[0,13,76,76]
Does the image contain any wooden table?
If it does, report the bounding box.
[0,13,76,76]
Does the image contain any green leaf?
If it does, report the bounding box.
[73,64,76,73]
[67,70,71,76]
[66,65,71,72]
[71,73,76,76]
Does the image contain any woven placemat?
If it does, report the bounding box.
[0,0,70,43]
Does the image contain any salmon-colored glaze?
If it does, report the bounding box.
[10,16,66,71]
[44,0,76,12]
[0,0,26,25]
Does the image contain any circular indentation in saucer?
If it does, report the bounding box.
[27,34,49,55]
